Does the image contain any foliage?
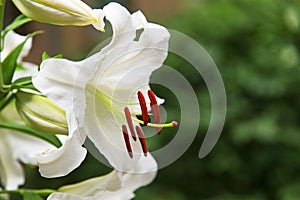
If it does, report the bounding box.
[3,0,300,199]
[136,0,300,199]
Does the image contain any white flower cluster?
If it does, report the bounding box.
[0,1,174,199]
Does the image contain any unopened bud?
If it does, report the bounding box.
[15,91,68,135]
[11,0,105,31]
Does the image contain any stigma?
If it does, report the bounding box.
[122,90,178,158]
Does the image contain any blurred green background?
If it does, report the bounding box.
[4,0,300,199]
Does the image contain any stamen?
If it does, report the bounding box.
[147,90,157,105]
[122,124,133,158]
[136,126,148,157]
[137,91,149,125]
[124,107,137,141]
[148,90,162,134]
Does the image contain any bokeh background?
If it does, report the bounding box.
[4,0,300,199]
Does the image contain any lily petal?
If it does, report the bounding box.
[0,138,24,190]
[13,62,38,81]
[89,3,169,111]
[1,30,32,62]
[83,94,158,173]
[34,113,87,178]
[47,156,157,200]
[32,58,95,119]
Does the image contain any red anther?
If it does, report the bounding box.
[136,126,148,157]
[147,90,157,105]
[137,91,148,125]
[147,90,161,134]
[122,124,133,158]
[124,107,137,141]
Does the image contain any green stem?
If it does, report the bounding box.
[0,0,6,89]
[0,188,56,196]
[0,122,62,148]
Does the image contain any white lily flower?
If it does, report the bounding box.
[11,0,105,31]
[0,104,54,190]
[47,159,156,200]
[33,2,175,176]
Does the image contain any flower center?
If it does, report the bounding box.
[122,90,177,158]
[94,88,178,158]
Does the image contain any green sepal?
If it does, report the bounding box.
[40,52,63,71]
[42,51,63,61]
[23,192,43,200]
[0,122,62,148]
[2,31,42,85]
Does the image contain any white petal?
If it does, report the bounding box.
[35,113,87,178]
[13,62,38,81]
[35,132,86,178]
[32,58,95,120]
[47,160,156,199]
[6,131,53,164]
[83,85,157,173]
[92,9,105,31]
[0,136,24,190]
[101,3,137,55]
[1,30,32,62]
[88,3,169,108]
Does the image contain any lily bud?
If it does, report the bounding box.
[15,90,68,135]
[11,0,105,31]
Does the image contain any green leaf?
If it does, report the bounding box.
[0,122,62,148]
[2,31,42,85]
[12,76,32,85]
[3,15,32,37]
[23,192,43,200]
